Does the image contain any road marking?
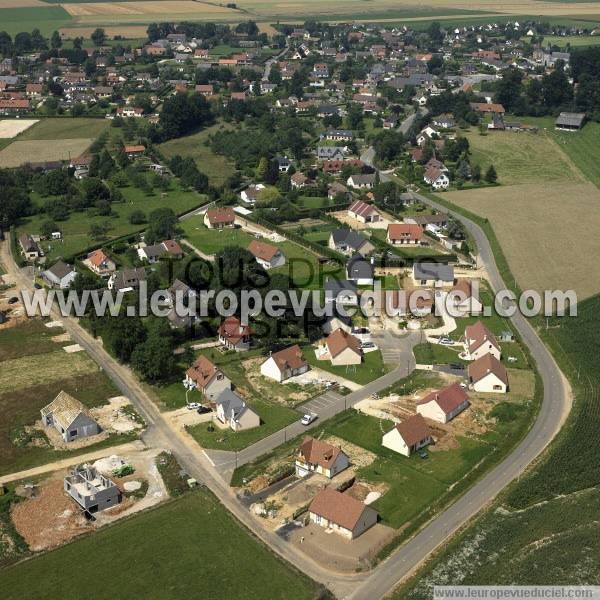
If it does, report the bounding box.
[202,450,215,467]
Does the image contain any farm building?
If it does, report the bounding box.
[555,112,585,131]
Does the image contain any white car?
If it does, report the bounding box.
[187,402,201,410]
[301,413,317,426]
[438,337,454,346]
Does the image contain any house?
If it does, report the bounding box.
[424,166,450,190]
[218,316,252,351]
[555,112,585,131]
[317,146,346,160]
[108,267,146,293]
[469,102,505,115]
[328,182,349,200]
[291,172,309,189]
[320,128,353,142]
[449,279,483,316]
[86,249,116,276]
[348,200,381,223]
[412,262,454,287]
[240,183,265,206]
[324,278,358,304]
[416,382,470,423]
[382,414,432,457]
[247,240,285,269]
[260,345,309,382]
[204,207,235,229]
[328,230,375,256]
[346,254,374,285]
[64,465,121,513]
[276,155,291,172]
[42,261,77,289]
[124,144,145,158]
[463,321,501,361]
[117,107,144,118]
[41,391,100,443]
[309,488,378,540]
[468,353,508,393]
[162,239,184,259]
[381,289,433,319]
[19,234,41,261]
[432,114,455,129]
[387,223,423,245]
[215,389,260,431]
[185,356,231,400]
[137,243,167,263]
[405,213,449,229]
[347,173,376,189]
[317,328,362,366]
[296,436,349,478]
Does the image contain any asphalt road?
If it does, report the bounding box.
[344,191,572,600]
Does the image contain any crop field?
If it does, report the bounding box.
[551,122,600,188]
[0,120,39,139]
[540,34,600,46]
[16,118,109,141]
[397,294,600,597]
[0,5,72,36]
[0,139,93,169]
[18,179,205,263]
[0,320,125,476]
[465,128,583,186]
[444,182,600,300]
[0,490,319,600]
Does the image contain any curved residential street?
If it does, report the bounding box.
[1,176,571,600]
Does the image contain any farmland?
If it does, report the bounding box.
[465,127,583,186]
[16,118,109,141]
[0,490,320,600]
[0,5,71,36]
[444,181,600,300]
[0,139,94,168]
[0,120,38,139]
[397,294,600,597]
[0,319,130,476]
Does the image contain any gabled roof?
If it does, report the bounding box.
[325,328,362,358]
[248,239,280,262]
[45,260,74,280]
[465,321,500,354]
[325,278,358,298]
[215,388,255,421]
[41,391,94,431]
[162,239,183,255]
[346,254,374,280]
[468,353,508,386]
[392,414,431,447]
[348,200,379,217]
[309,488,373,531]
[387,223,423,242]
[330,229,369,251]
[88,248,111,268]
[205,207,235,225]
[417,382,469,415]
[218,316,252,344]
[298,436,344,469]
[186,356,220,388]
[270,344,307,372]
[413,262,454,283]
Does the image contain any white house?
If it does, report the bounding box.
[295,436,349,478]
[309,488,378,540]
[247,239,285,270]
[448,279,483,316]
[468,354,508,393]
[42,261,77,289]
[185,356,231,401]
[382,414,432,457]
[416,382,470,423]
[463,321,501,361]
[317,328,362,366]
[424,166,450,190]
[260,345,309,383]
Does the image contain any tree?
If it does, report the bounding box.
[129,209,147,225]
[131,320,175,382]
[145,207,178,244]
[102,314,146,362]
[89,221,110,240]
[91,28,106,46]
[496,67,524,113]
[50,30,62,50]
[484,164,498,184]
[40,220,58,239]
[159,93,213,141]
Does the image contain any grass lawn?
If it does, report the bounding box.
[0,491,319,600]
[413,342,465,365]
[187,397,298,452]
[18,180,205,262]
[180,219,255,256]
[465,127,583,186]
[539,35,600,48]
[16,118,108,141]
[158,121,235,186]
[0,320,134,476]
[296,196,330,210]
[304,345,391,385]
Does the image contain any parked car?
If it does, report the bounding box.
[187,402,201,410]
[438,337,453,345]
[360,342,375,349]
[301,413,317,426]
[7,297,19,304]
[449,363,463,370]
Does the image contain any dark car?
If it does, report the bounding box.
[34,283,42,289]
[449,363,463,370]
[7,297,19,304]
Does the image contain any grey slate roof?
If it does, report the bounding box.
[346,255,374,280]
[555,112,585,128]
[413,262,454,283]
[325,278,358,297]
[45,261,75,280]
[330,229,369,252]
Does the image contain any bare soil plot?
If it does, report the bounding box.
[445,182,600,301]
[0,138,93,168]
[0,119,38,138]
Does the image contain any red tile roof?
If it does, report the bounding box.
[309,488,371,531]
[393,414,432,447]
[298,436,343,469]
[387,223,423,243]
[468,354,508,386]
[248,239,279,262]
[417,382,469,415]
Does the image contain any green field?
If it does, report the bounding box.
[16,118,109,141]
[465,127,583,186]
[180,218,255,256]
[0,6,71,36]
[19,180,205,263]
[0,491,320,600]
[540,34,600,47]
[551,122,600,188]
[0,320,133,476]
[158,122,235,186]
[304,345,390,385]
